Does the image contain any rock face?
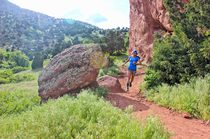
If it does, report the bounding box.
[97,75,123,93]
[38,44,106,101]
[129,0,173,62]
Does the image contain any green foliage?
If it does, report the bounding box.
[144,76,210,120]
[0,69,35,84]
[0,90,40,117]
[145,0,210,88]
[0,49,29,69]
[11,66,29,73]
[99,65,120,77]
[0,92,170,139]
[10,73,35,83]
[141,116,170,139]
[0,78,40,116]
[31,53,44,70]
[98,55,125,77]
[0,70,13,84]
[87,87,108,98]
[9,51,30,67]
[100,28,129,55]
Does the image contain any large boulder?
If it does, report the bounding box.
[38,44,107,101]
[97,75,123,93]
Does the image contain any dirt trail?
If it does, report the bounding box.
[106,67,210,139]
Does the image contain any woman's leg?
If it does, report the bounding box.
[126,70,132,91]
[130,72,135,83]
[127,70,131,84]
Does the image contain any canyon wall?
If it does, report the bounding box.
[129,0,173,62]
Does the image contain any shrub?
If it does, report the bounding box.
[0,80,40,116]
[0,77,10,84]
[0,70,35,84]
[10,73,35,83]
[141,116,170,139]
[11,66,29,73]
[0,69,13,79]
[143,76,210,120]
[0,92,170,139]
[9,51,30,67]
[31,53,44,70]
[145,0,210,88]
[0,90,40,117]
[0,70,13,84]
[99,65,120,77]
[98,55,125,77]
[84,87,108,97]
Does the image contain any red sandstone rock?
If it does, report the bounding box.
[129,0,173,63]
[38,44,106,102]
[97,75,123,93]
[129,0,189,63]
[183,112,192,119]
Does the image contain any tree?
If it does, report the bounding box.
[145,0,210,88]
[31,53,44,70]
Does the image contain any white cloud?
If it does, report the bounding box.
[8,0,129,29]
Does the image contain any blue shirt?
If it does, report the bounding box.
[128,56,140,71]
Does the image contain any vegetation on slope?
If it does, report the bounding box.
[142,0,210,120]
[142,76,210,120]
[0,91,170,139]
[144,0,210,88]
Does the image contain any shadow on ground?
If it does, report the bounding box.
[106,93,149,112]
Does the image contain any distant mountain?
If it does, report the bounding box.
[0,0,103,59]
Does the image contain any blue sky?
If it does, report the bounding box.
[9,0,130,29]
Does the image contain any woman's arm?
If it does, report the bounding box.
[122,58,129,66]
[136,61,148,66]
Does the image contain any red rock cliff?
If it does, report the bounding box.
[129,0,173,62]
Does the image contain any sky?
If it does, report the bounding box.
[9,0,130,29]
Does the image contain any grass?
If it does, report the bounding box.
[142,75,210,120]
[0,91,170,139]
[98,55,126,77]
[0,70,41,116]
[0,59,170,138]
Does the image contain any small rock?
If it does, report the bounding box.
[205,120,210,126]
[97,75,123,93]
[182,112,192,119]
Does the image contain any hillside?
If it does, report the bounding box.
[0,0,102,59]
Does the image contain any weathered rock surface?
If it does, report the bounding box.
[129,0,189,62]
[129,0,173,62]
[38,44,106,101]
[97,75,123,93]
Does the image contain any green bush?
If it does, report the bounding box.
[143,76,210,120]
[0,70,35,84]
[0,90,40,117]
[9,51,30,67]
[145,0,210,88]
[0,77,10,84]
[11,66,29,73]
[31,53,44,70]
[0,49,30,69]
[0,92,170,139]
[98,55,125,77]
[0,69,13,79]
[10,73,35,83]
[0,70,13,84]
[0,79,40,116]
[87,87,108,97]
[141,116,170,139]
[99,65,120,77]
